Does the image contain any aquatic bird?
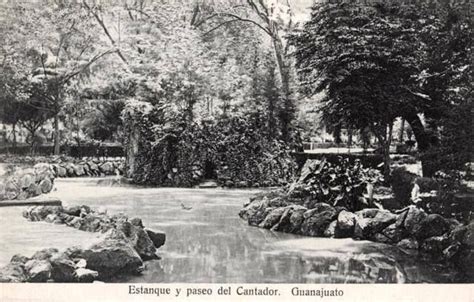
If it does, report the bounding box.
[181,203,193,210]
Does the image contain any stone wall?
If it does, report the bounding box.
[0,158,125,201]
[0,163,54,201]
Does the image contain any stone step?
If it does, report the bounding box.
[199,180,218,188]
[0,197,62,207]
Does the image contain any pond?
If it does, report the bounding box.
[0,178,463,283]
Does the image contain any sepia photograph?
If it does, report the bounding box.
[0,0,472,300]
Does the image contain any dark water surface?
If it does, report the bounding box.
[0,178,462,283]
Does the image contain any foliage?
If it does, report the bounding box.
[290,158,383,211]
[290,1,471,177]
[122,100,297,187]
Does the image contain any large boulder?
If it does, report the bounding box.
[381,223,405,243]
[0,263,27,282]
[354,209,397,239]
[287,207,307,234]
[116,221,157,260]
[403,206,428,236]
[259,207,287,229]
[25,259,52,282]
[397,238,419,250]
[414,214,450,240]
[74,268,99,282]
[301,203,337,237]
[39,178,53,194]
[99,162,114,175]
[145,229,166,249]
[50,253,76,282]
[335,210,357,238]
[420,235,450,257]
[32,248,59,261]
[67,235,144,278]
[73,164,86,177]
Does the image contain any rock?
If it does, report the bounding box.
[64,163,76,177]
[259,207,287,229]
[32,248,59,260]
[145,229,166,249]
[11,254,30,264]
[86,162,99,176]
[50,253,76,282]
[25,259,52,282]
[0,262,27,282]
[443,243,461,260]
[288,207,307,234]
[397,238,419,250]
[381,223,404,243]
[301,204,337,237]
[26,206,63,222]
[116,222,157,260]
[79,214,102,232]
[415,214,450,240]
[99,162,114,175]
[354,210,397,239]
[75,259,87,269]
[403,206,427,236]
[130,217,144,228]
[44,214,57,223]
[75,268,99,282]
[39,178,53,194]
[20,173,35,189]
[73,165,85,177]
[26,183,42,197]
[5,178,20,200]
[374,233,393,244]
[57,166,67,178]
[355,208,381,219]
[324,220,337,238]
[68,235,144,278]
[420,235,450,256]
[336,210,357,238]
[67,217,84,229]
[63,206,82,216]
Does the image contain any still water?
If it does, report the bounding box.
[0,178,461,283]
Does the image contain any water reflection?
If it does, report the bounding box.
[0,178,462,283]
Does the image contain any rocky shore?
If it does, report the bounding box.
[0,205,165,282]
[239,160,474,281]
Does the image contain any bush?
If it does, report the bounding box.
[289,157,383,211]
[390,167,417,207]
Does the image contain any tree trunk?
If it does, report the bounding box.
[12,123,17,150]
[402,111,437,176]
[271,36,293,142]
[53,115,60,155]
[403,111,430,152]
[398,119,405,143]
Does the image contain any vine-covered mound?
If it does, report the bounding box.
[239,159,474,280]
[122,101,298,187]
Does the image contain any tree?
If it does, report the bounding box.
[291,1,471,177]
[1,1,117,154]
[197,0,298,141]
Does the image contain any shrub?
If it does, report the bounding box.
[289,157,383,211]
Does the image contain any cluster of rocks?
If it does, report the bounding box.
[0,163,54,201]
[48,159,124,178]
[0,205,166,282]
[240,196,474,279]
